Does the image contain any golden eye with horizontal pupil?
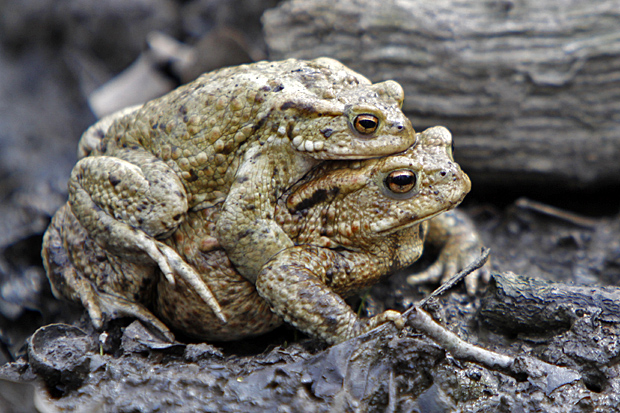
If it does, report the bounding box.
[385,170,416,194]
[354,114,379,134]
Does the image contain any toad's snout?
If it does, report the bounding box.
[430,164,471,206]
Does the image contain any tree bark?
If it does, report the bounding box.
[480,271,620,334]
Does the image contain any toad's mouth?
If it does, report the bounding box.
[371,206,453,235]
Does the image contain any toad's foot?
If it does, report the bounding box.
[137,234,227,324]
[59,265,175,342]
[407,231,490,295]
[355,310,405,337]
[408,210,490,295]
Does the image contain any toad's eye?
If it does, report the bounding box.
[354,114,379,134]
[384,170,416,194]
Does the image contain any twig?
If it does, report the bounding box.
[404,306,581,391]
[416,247,490,309]
[406,306,512,370]
[395,249,581,388]
[515,197,599,229]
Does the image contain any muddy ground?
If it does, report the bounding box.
[1,1,620,412]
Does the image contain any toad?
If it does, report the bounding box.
[44,123,480,343]
[43,58,416,332]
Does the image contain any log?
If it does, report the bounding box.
[480,271,620,334]
[263,0,620,188]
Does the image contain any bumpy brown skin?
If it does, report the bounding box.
[155,126,477,344]
[43,58,417,335]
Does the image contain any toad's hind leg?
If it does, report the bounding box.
[67,150,225,322]
[42,211,174,341]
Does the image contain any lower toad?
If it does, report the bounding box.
[43,126,482,344]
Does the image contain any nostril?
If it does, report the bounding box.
[440,171,447,177]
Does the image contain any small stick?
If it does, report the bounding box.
[416,247,490,309]
[396,249,581,385]
[515,197,598,229]
[406,306,513,370]
[405,305,582,388]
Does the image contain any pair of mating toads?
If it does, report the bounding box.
[42,58,485,344]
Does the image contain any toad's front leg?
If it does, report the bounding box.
[255,246,404,344]
[216,143,315,281]
[407,210,489,294]
[68,148,224,321]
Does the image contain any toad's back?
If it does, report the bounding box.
[88,58,389,209]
